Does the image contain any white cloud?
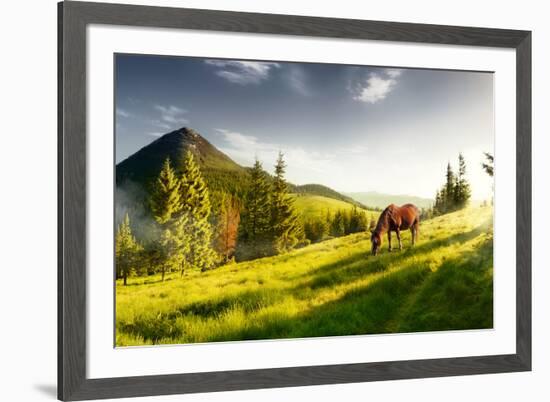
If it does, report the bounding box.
[151,120,172,130]
[214,129,334,176]
[153,105,189,127]
[147,132,164,137]
[353,69,403,104]
[116,108,131,118]
[205,60,280,85]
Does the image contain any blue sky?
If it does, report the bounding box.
[115,54,494,200]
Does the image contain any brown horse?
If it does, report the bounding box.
[371,204,420,256]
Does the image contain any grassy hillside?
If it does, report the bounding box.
[291,194,372,220]
[292,184,368,209]
[345,191,433,210]
[116,206,493,346]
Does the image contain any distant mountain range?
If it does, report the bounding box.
[344,191,433,210]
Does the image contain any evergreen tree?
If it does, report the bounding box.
[445,162,455,211]
[150,158,181,224]
[347,207,369,234]
[356,209,369,232]
[434,190,441,215]
[179,150,216,272]
[432,154,472,216]
[331,210,345,237]
[271,153,303,253]
[238,159,272,259]
[142,241,163,276]
[150,157,188,280]
[304,218,329,243]
[454,153,471,209]
[482,152,494,206]
[115,213,141,286]
[482,152,494,177]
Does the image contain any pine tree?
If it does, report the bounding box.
[434,190,441,215]
[179,150,217,272]
[150,158,181,224]
[331,210,345,237]
[356,209,369,232]
[304,217,329,243]
[271,152,303,253]
[454,153,471,209]
[238,159,272,259]
[445,162,455,211]
[142,241,163,276]
[482,152,494,177]
[440,187,448,214]
[115,213,141,286]
[150,157,188,280]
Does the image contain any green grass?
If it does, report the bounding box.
[291,193,374,220]
[116,206,493,346]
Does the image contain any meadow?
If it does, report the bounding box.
[116,206,493,346]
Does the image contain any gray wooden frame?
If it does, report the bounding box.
[58,1,532,400]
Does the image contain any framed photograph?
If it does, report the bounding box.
[58,1,531,400]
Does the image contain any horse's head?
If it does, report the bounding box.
[371,231,381,256]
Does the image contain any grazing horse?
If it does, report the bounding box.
[371,204,420,256]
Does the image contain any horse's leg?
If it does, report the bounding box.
[414,221,419,245]
[396,229,402,251]
[387,231,392,252]
[410,227,415,246]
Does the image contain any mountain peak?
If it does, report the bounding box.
[155,127,202,145]
[116,127,245,186]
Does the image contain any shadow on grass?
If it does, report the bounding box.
[168,288,285,319]
[118,276,176,287]
[118,218,493,344]
[210,239,493,342]
[120,237,493,344]
[293,221,491,294]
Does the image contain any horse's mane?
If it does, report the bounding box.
[374,205,395,235]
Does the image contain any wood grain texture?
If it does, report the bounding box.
[515,32,532,370]
[58,1,532,400]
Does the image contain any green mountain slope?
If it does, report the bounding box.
[345,191,433,209]
[292,194,375,220]
[292,184,368,209]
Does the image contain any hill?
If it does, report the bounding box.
[292,184,368,209]
[292,194,375,220]
[344,191,433,210]
[116,206,493,345]
[116,127,250,196]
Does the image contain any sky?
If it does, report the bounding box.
[115,54,494,200]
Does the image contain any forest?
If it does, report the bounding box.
[116,149,377,285]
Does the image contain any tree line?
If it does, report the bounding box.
[116,151,305,285]
[116,150,383,285]
[303,207,375,244]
